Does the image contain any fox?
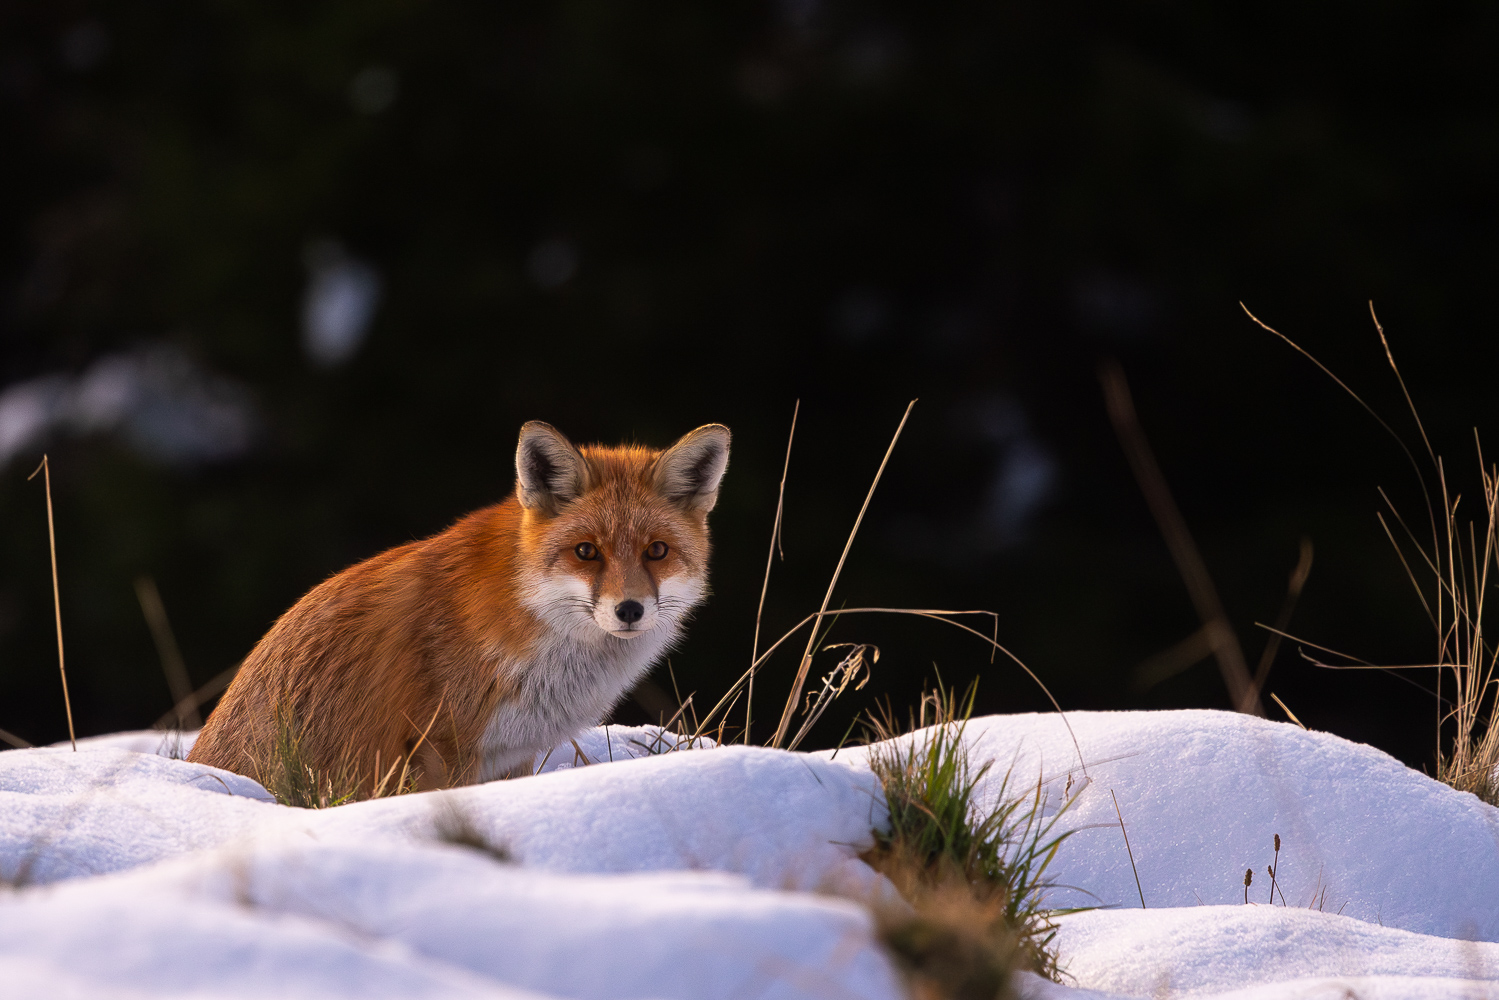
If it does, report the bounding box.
[188,420,730,791]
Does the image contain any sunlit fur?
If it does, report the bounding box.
[189,423,729,790]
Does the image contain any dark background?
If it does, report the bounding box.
[2,1,1494,768]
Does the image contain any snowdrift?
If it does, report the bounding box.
[829,710,1499,938]
[4,711,1499,998]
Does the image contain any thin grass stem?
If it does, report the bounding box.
[1110,789,1145,908]
[747,400,799,745]
[771,399,916,748]
[135,576,200,730]
[1100,362,1261,716]
[28,455,74,751]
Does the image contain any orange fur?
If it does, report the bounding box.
[188,422,730,792]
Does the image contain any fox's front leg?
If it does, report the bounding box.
[502,753,537,779]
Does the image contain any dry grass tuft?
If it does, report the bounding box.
[1425,459,1499,804]
[862,680,1078,991]
[1246,303,1499,805]
[251,704,363,808]
[249,700,430,808]
[874,860,1026,1000]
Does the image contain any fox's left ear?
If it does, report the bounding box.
[653,424,731,512]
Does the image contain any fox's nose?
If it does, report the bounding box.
[614,600,644,625]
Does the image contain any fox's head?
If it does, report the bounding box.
[514,421,730,642]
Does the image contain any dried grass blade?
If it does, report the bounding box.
[770,399,917,748]
[700,604,1089,775]
[1100,362,1261,716]
[27,455,74,751]
[135,576,200,730]
[1377,510,1437,627]
[1243,303,1434,531]
[747,399,799,744]
[1269,693,1307,730]
[153,663,240,730]
[1245,538,1314,707]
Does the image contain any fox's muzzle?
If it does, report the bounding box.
[595,596,657,638]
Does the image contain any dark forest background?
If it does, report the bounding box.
[2,1,1495,768]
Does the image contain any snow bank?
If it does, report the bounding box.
[829,709,1499,942]
[0,745,272,882]
[4,730,883,892]
[312,742,885,892]
[0,840,899,1000]
[1022,969,1499,1000]
[1,726,897,1000]
[1053,905,1499,997]
[11,708,1499,998]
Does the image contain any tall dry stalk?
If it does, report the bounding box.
[27,455,75,751]
[1100,362,1263,716]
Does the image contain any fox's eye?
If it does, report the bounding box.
[645,541,668,560]
[575,542,599,561]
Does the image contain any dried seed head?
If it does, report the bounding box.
[1267,865,1274,878]
[1244,868,1253,887]
[1274,834,1281,852]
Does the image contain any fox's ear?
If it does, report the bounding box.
[653,424,731,512]
[516,421,590,513]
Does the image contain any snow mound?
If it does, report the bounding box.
[3,734,882,892]
[0,839,899,1000]
[1,729,896,1000]
[1022,970,1499,1000]
[11,709,1499,998]
[830,709,1499,942]
[1054,905,1499,996]
[48,721,692,769]
[540,722,715,770]
[0,746,273,882]
[310,743,884,891]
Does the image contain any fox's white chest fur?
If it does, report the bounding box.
[476,619,681,780]
[477,567,704,780]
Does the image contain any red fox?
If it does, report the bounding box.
[188,421,730,790]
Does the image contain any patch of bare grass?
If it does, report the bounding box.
[861,681,1079,993]
[249,699,433,808]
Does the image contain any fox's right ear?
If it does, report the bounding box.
[516,422,590,514]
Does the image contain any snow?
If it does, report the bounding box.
[3,726,894,1000]
[1053,906,1499,996]
[10,728,882,892]
[6,709,1499,998]
[1,744,274,882]
[1,844,894,1000]
[829,710,1499,938]
[838,709,1499,997]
